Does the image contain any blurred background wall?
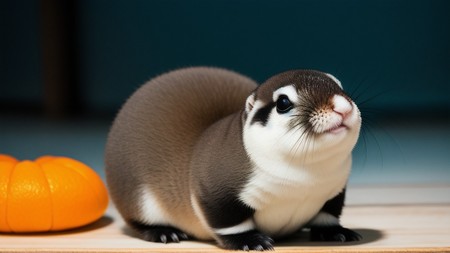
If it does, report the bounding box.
[1,0,449,118]
[0,0,449,186]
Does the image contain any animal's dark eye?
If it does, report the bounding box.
[276,95,293,113]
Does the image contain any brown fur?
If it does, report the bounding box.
[190,111,252,216]
[255,70,347,103]
[104,67,257,238]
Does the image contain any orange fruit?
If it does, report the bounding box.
[0,154,109,232]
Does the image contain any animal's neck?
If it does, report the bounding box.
[240,154,352,210]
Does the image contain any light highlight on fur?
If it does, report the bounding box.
[140,187,171,226]
[214,219,255,235]
[326,73,343,89]
[273,85,299,104]
[309,212,340,226]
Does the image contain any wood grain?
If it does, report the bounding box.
[1,187,450,252]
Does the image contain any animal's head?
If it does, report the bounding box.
[243,70,361,165]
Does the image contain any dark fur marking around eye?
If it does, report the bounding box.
[251,102,275,126]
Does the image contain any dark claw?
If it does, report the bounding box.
[334,233,346,242]
[310,225,362,242]
[255,245,264,251]
[170,233,180,243]
[180,232,189,240]
[160,234,168,243]
[264,241,275,251]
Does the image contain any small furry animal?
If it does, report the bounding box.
[105,67,362,251]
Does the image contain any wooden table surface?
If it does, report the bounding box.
[1,186,450,253]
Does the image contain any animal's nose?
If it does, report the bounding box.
[332,95,353,119]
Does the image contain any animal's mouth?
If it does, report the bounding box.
[324,123,348,134]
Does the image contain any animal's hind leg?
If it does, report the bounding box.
[129,220,189,243]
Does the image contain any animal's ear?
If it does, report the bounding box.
[245,92,256,114]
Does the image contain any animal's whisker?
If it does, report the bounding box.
[361,121,384,169]
[292,125,311,161]
[356,89,396,108]
[286,128,306,169]
[348,75,370,102]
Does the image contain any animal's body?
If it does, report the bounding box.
[105,67,362,250]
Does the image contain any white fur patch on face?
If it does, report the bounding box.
[214,218,255,236]
[273,85,299,104]
[244,85,301,160]
[140,187,170,225]
[308,212,340,227]
[309,95,357,135]
[326,73,343,89]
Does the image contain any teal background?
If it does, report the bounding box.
[1,0,449,187]
[1,0,42,105]
[1,0,450,116]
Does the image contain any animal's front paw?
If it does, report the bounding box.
[142,226,189,243]
[310,225,362,242]
[219,230,274,251]
[129,221,189,243]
